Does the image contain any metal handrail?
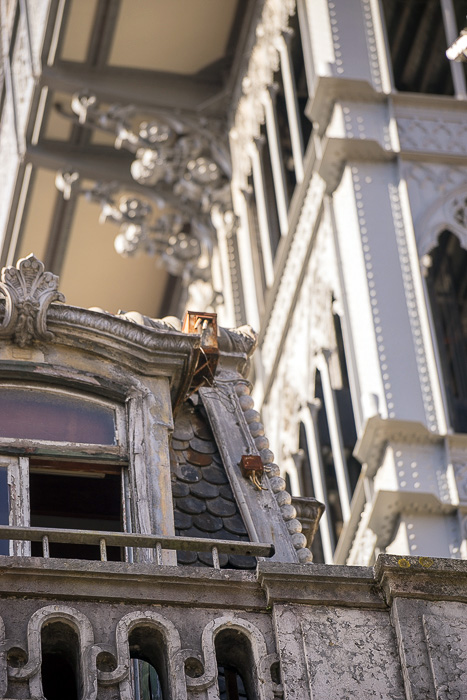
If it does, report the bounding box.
[0,525,275,569]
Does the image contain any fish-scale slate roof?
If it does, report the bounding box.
[170,397,256,570]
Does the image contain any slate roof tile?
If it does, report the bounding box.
[206,497,237,518]
[189,437,217,454]
[193,422,212,440]
[172,417,194,441]
[185,449,212,467]
[176,550,198,565]
[171,400,255,570]
[228,554,256,570]
[174,511,192,530]
[202,466,229,485]
[177,496,207,515]
[171,482,190,498]
[174,464,202,483]
[219,484,236,502]
[223,514,248,536]
[172,438,190,450]
[198,551,229,568]
[193,512,223,533]
[189,481,220,499]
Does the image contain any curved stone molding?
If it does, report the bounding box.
[0,254,64,347]
[8,605,97,700]
[184,614,277,699]
[97,611,187,700]
[218,324,257,358]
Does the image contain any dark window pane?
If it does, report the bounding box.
[259,124,281,258]
[246,174,267,309]
[298,423,325,563]
[426,231,467,432]
[453,0,467,85]
[41,622,79,700]
[30,463,123,561]
[289,10,313,148]
[315,371,343,549]
[382,0,454,95]
[0,388,116,444]
[273,68,296,202]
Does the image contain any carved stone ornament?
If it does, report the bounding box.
[231,0,296,182]
[0,254,65,347]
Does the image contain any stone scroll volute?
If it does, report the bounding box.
[0,254,65,347]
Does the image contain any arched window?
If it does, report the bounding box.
[40,621,80,700]
[0,384,128,560]
[215,628,256,700]
[425,230,467,432]
[128,625,166,700]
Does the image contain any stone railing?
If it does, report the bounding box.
[0,525,274,569]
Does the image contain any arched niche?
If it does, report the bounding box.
[40,620,81,700]
[128,625,166,700]
[215,628,256,700]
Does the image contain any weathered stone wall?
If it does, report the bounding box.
[0,554,465,699]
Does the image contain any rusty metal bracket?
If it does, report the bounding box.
[182,311,219,394]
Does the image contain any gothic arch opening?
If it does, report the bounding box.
[425,230,467,432]
[215,628,256,700]
[40,621,80,700]
[128,625,166,700]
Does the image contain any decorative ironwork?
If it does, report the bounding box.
[55,93,235,285]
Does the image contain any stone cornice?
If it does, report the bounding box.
[46,304,199,405]
[1,554,467,611]
[0,295,200,406]
[374,554,467,605]
[0,558,265,610]
[257,561,385,608]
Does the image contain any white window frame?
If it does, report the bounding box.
[0,383,133,558]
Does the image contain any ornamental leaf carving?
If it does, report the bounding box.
[0,254,65,347]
